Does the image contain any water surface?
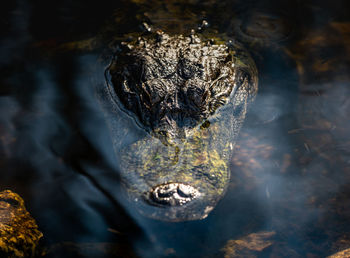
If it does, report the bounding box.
[1,0,350,257]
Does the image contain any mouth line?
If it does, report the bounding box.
[144,183,201,207]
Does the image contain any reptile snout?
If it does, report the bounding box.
[148,183,201,206]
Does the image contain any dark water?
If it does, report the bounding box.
[1,0,350,257]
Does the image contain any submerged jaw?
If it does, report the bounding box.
[118,123,231,221]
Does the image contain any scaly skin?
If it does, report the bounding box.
[105,31,258,221]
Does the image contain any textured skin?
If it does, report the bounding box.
[106,31,258,221]
[110,31,257,144]
[0,190,43,257]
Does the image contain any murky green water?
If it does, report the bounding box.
[1,0,350,257]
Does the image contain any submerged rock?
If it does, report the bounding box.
[328,248,350,258]
[221,231,275,258]
[0,190,43,257]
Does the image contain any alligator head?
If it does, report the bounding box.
[104,31,258,221]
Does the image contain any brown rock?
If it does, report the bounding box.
[221,231,275,258]
[327,248,350,258]
[0,190,43,257]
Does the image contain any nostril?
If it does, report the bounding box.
[157,184,177,198]
[177,184,197,198]
[148,183,200,206]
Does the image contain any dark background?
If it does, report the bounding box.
[1,0,350,257]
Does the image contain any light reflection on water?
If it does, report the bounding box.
[1,0,350,257]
